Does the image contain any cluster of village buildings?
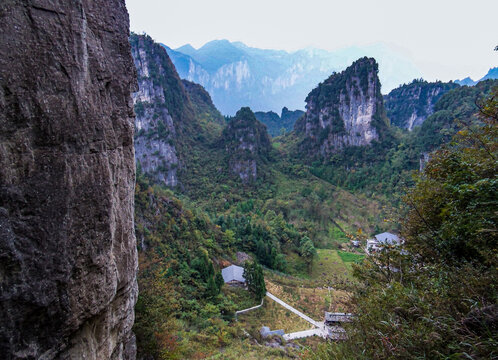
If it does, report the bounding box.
[351,231,402,253]
[222,232,403,288]
[220,231,402,341]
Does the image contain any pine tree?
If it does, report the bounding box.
[206,276,218,299]
[243,260,266,301]
[215,271,224,291]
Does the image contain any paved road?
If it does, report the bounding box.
[266,292,320,327]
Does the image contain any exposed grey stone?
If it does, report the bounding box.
[130,34,193,188]
[295,58,388,157]
[0,1,138,358]
[223,107,271,183]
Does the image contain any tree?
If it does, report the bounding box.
[191,249,214,282]
[299,236,316,270]
[215,271,225,291]
[243,260,266,301]
[205,276,219,299]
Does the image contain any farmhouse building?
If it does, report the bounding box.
[366,232,401,253]
[221,264,246,287]
[324,312,355,325]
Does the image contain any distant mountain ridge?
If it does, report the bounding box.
[254,107,304,137]
[455,67,498,86]
[162,40,422,115]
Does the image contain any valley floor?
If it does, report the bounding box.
[217,250,358,358]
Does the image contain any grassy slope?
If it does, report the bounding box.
[265,278,351,320]
[311,249,354,284]
[265,161,392,247]
[206,339,300,360]
[221,248,359,355]
[237,297,312,333]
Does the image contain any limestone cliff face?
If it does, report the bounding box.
[295,57,388,157]
[385,80,459,130]
[130,34,194,188]
[0,1,138,359]
[165,40,422,116]
[223,107,271,183]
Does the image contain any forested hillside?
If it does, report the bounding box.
[1,1,495,359]
[130,33,497,360]
[385,79,459,130]
[311,84,498,360]
[303,80,498,196]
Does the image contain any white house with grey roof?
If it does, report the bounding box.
[366,232,401,253]
[221,264,246,287]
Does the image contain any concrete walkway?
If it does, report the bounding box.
[283,323,347,341]
[265,292,347,341]
[283,327,327,340]
[235,298,264,319]
[266,292,320,327]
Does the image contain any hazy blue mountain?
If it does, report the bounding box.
[454,77,477,86]
[454,67,497,86]
[162,40,422,115]
[479,67,498,81]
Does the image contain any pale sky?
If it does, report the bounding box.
[125,0,497,81]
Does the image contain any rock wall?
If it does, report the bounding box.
[130,34,194,188]
[295,57,388,157]
[0,1,138,359]
[385,80,459,130]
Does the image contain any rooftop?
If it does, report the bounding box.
[221,264,246,283]
[374,232,400,245]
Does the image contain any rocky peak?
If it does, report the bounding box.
[130,34,194,187]
[0,1,137,358]
[295,57,388,157]
[223,107,271,183]
[254,107,304,137]
[281,107,304,123]
[385,80,459,130]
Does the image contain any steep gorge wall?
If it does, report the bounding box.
[130,34,195,188]
[384,80,459,130]
[0,1,138,359]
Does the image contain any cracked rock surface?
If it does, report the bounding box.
[0,1,138,359]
